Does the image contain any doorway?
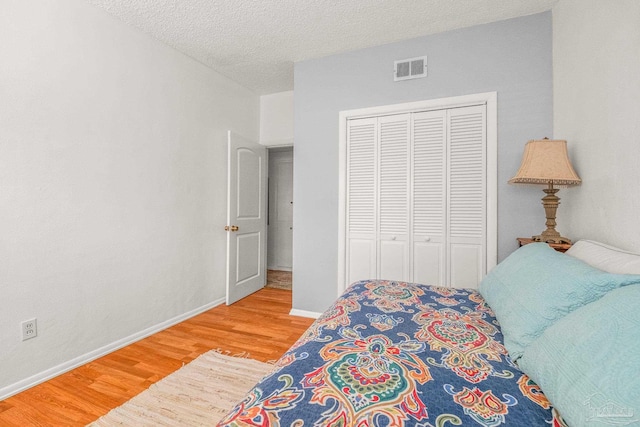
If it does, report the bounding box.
[266,147,293,290]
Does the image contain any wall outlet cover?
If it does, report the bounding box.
[21,318,37,341]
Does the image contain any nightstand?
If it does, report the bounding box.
[517,237,572,253]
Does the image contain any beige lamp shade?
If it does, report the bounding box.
[509,139,581,186]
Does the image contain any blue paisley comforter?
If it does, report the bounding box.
[218,280,565,427]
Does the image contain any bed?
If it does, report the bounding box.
[219,240,640,426]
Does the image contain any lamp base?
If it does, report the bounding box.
[532,183,572,245]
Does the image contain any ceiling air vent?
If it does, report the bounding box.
[394,56,427,81]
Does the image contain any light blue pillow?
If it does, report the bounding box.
[478,243,640,360]
[518,284,640,426]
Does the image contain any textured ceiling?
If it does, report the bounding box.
[85,0,557,94]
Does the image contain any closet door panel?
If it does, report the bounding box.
[447,105,486,288]
[413,242,443,285]
[377,114,410,281]
[412,111,446,285]
[346,118,377,284]
[379,240,408,281]
[450,243,483,288]
[348,239,376,283]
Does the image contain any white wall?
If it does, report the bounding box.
[553,0,640,252]
[293,13,553,313]
[260,91,294,146]
[0,0,258,398]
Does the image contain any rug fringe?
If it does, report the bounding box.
[209,348,252,358]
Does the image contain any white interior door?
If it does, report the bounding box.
[226,131,267,305]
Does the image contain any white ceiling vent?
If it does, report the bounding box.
[394,56,427,81]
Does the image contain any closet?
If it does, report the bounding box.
[345,104,487,289]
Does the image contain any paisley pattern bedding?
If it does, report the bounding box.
[218,280,566,427]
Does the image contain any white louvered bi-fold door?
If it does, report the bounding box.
[378,114,410,281]
[346,104,486,289]
[447,105,486,288]
[412,110,446,285]
[346,118,377,285]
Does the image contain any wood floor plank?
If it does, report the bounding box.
[0,287,314,426]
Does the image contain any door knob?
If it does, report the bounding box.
[224,225,239,232]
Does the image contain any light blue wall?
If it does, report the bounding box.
[293,12,553,313]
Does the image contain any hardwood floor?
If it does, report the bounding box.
[0,288,314,426]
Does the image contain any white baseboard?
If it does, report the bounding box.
[289,308,322,319]
[0,297,225,401]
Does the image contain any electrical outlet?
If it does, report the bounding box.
[21,318,37,341]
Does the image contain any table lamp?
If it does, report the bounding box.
[509,138,581,244]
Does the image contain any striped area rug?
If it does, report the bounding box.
[88,351,272,426]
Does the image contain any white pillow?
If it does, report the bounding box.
[566,240,640,274]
